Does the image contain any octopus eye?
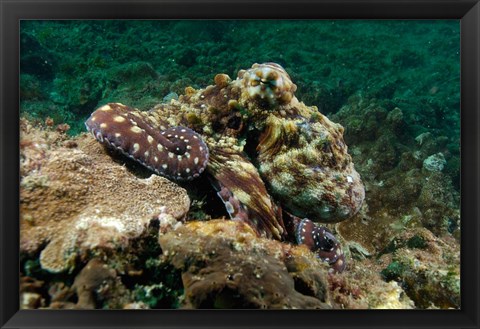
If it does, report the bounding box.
[260,79,276,87]
[227,115,242,130]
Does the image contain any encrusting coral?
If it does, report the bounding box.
[20,118,190,273]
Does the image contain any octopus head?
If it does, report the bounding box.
[239,63,297,108]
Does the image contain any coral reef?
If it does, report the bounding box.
[333,97,460,254]
[47,258,125,309]
[19,119,459,310]
[156,219,419,309]
[323,227,459,309]
[20,118,190,273]
[327,267,415,309]
[70,258,118,309]
[18,18,460,310]
[325,95,460,309]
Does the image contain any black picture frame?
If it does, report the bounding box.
[1,0,479,328]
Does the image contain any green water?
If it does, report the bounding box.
[20,20,460,138]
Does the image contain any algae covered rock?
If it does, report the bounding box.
[159,220,332,309]
[422,152,446,172]
[379,228,460,309]
[328,269,414,309]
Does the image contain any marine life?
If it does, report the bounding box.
[296,219,346,273]
[85,103,209,181]
[85,63,365,272]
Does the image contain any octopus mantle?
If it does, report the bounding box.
[86,63,365,272]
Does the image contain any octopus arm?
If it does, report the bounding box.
[85,103,209,181]
[295,218,346,273]
[207,147,286,240]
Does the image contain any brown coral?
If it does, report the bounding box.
[47,258,132,309]
[20,120,190,273]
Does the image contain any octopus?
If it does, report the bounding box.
[85,63,365,273]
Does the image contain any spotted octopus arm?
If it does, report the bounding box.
[85,103,209,181]
[294,217,346,273]
[207,147,287,241]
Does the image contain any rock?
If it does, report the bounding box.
[162,92,179,103]
[21,292,45,309]
[327,265,414,309]
[20,120,190,273]
[159,220,332,309]
[72,258,117,309]
[20,276,46,309]
[379,228,460,308]
[423,152,446,172]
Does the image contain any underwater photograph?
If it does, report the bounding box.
[19,20,460,309]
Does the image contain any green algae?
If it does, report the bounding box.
[406,235,428,249]
[381,261,408,281]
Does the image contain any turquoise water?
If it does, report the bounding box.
[20,20,459,138]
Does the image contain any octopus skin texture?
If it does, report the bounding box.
[86,103,209,181]
[85,62,365,272]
